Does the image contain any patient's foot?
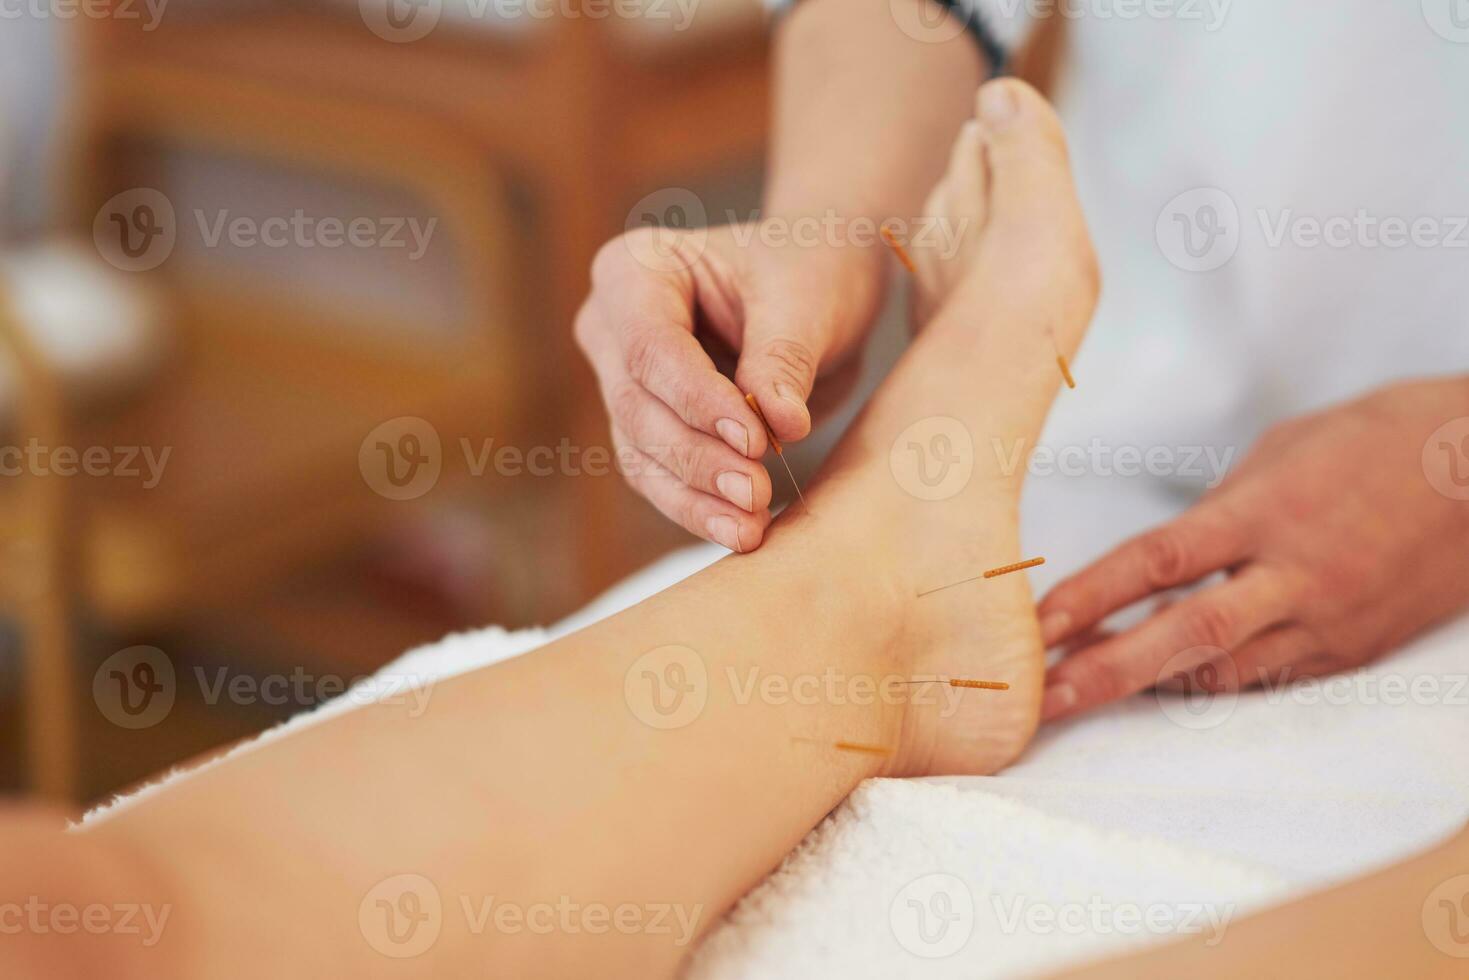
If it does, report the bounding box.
[790,79,1098,776]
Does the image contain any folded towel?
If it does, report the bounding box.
[688,779,1284,979]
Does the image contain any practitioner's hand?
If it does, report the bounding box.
[575,221,886,552]
[1037,377,1469,721]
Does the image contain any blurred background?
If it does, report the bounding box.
[0,0,910,804]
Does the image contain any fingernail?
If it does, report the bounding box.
[716,472,755,512]
[706,515,742,553]
[715,418,750,457]
[773,383,810,422]
[1041,684,1077,722]
[979,82,1019,129]
[1040,611,1072,647]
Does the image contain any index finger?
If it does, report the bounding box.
[590,234,766,460]
[1041,564,1298,721]
[1036,499,1253,648]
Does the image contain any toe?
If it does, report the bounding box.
[974,78,1072,196]
[972,78,1100,323]
[943,119,988,229]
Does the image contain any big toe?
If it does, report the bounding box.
[975,79,1074,224]
[972,79,1099,315]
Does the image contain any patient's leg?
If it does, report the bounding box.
[76,80,1097,980]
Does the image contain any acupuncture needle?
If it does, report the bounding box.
[792,736,894,757]
[879,223,919,276]
[744,392,809,513]
[917,557,1046,597]
[1047,328,1076,389]
[893,678,1010,691]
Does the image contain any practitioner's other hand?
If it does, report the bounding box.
[575,222,886,552]
[1037,378,1469,721]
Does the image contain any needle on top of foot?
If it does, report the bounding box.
[744,392,808,513]
[1047,328,1076,389]
[917,557,1046,597]
[879,223,919,276]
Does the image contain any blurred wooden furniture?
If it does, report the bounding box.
[3,74,521,800]
[75,1,774,594]
[9,0,770,800]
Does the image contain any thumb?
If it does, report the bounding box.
[732,302,828,444]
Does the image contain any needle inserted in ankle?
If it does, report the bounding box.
[792,736,894,757]
[917,556,1046,597]
[880,224,919,276]
[744,392,808,513]
[834,741,894,757]
[895,678,1010,691]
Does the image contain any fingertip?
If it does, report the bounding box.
[747,521,771,552]
[735,376,811,446]
[1040,683,1078,722]
[767,382,813,441]
[775,384,822,437]
[714,417,754,459]
[705,514,743,553]
[1039,610,1072,648]
[749,464,775,513]
[734,341,818,443]
[731,508,773,553]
